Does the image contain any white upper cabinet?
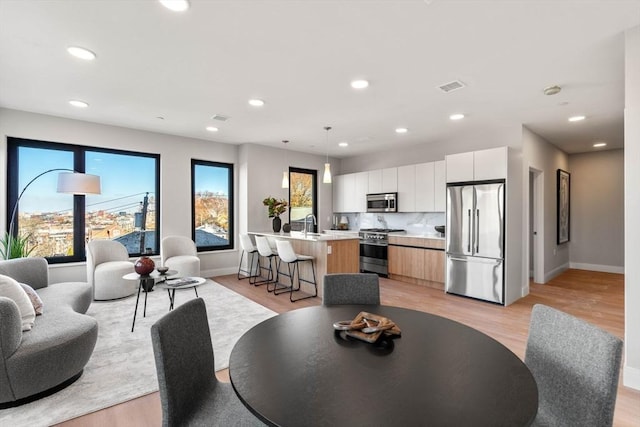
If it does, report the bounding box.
[398,165,416,212]
[368,168,398,193]
[354,172,368,212]
[333,171,368,213]
[434,160,446,211]
[446,147,507,182]
[368,169,382,193]
[415,162,434,212]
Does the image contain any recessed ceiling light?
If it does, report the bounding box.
[338,142,349,147]
[351,80,369,89]
[67,46,96,61]
[159,0,190,12]
[395,128,408,134]
[543,85,562,96]
[568,115,586,122]
[69,100,88,108]
[593,142,607,148]
[206,126,219,132]
[449,113,465,120]
[248,99,265,107]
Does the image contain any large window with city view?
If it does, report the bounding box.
[6,138,160,262]
[191,159,233,251]
[288,167,317,233]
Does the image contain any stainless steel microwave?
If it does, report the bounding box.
[366,192,398,213]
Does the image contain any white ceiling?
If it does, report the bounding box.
[1,0,639,158]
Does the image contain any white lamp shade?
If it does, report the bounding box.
[57,172,101,194]
[282,171,289,189]
[323,163,332,184]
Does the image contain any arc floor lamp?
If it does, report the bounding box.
[5,168,101,259]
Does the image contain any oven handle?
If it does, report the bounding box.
[359,241,389,247]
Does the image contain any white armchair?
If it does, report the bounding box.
[161,236,200,277]
[86,240,137,300]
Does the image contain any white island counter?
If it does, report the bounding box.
[249,231,360,297]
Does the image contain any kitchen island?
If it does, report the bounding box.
[249,231,360,297]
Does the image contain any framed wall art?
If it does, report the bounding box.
[557,169,570,244]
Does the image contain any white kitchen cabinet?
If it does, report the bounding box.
[446,147,507,183]
[342,173,356,212]
[381,168,398,192]
[415,162,435,212]
[354,172,368,212]
[397,165,416,212]
[368,169,382,194]
[434,160,446,211]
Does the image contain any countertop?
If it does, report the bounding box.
[249,231,359,242]
[393,233,445,241]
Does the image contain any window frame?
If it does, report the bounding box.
[288,166,318,233]
[191,159,234,252]
[6,137,160,263]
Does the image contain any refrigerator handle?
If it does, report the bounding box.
[467,209,472,253]
[476,209,480,253]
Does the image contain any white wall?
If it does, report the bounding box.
[569,149,624,272]
[0,108,240,280]
[239,143,334,234]
[522,127,570,282]
[624,25,640,390]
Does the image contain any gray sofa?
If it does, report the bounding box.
[0,257,98,407]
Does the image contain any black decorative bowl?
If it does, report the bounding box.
[435,225,445,235]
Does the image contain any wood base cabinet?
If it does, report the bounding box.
[388,236,445,289]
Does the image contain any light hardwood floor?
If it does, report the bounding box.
[57,269,639,427]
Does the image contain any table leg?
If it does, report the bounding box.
[194,287,199,298]
[131,281,143,332]
[170,289,176,310]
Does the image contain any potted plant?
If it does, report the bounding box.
[262,197,288,232]
[0,232,36,260]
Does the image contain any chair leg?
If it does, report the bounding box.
[290,259,317,302]
[272,259,294,295]
[239,251,260,283]
[255,255,278,288]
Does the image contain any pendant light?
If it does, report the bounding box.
[323,126,332,184]
[281,140,290,188]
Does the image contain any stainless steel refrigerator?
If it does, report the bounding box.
[445,180,505,304]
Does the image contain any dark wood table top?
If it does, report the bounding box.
[229,305,538,427]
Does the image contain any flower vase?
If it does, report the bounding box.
[272,216,282,232]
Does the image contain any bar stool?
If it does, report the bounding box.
[274,240,317,302]
[255,236,279,289]
[237,234,259,283]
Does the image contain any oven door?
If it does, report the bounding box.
[360,241,388,275]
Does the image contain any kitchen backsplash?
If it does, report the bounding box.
[335,212,445,235]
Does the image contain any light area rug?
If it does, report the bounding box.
[0,280,276,427]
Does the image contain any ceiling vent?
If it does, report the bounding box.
[437,80,466,93]
[211,114,229,122]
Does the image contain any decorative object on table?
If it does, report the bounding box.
[435,225,445,236]
[156,266,169,275]
[332,311,401,343]
[556,169,570,244]
[282,223,291,233]
[338,216,349,230]
[262,196,288,232]
[134,256,155,276]
[4,168,101,260]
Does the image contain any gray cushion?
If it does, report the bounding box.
[322,273,380,306]
[525,304,623,427]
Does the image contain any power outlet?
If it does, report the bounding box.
[327,245,332,254]
[553,248,557,255]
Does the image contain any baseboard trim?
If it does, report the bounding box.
[569,262,624,274]
[544,262,569,283]
[623,364,640,391]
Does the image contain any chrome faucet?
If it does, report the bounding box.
[304,214,317,237]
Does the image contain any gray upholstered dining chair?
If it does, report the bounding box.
[150,298,264,427]
[525,304,623,427]
[322,273,380,306]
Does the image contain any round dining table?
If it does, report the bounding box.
[229,305,538,427]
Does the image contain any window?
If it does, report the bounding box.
[6,137,160,262]
[191,159,233,251]
[288,167,317,232]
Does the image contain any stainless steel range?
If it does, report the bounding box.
[359,228,405,276]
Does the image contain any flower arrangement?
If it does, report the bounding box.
[262,197,288,218]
